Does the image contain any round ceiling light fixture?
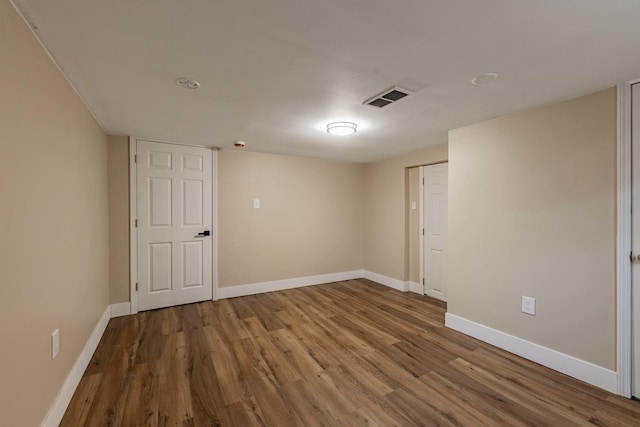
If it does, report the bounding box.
[177,77,200,89]
[326,121,357,136]
[233,140,246,148]
[471,72,499,85]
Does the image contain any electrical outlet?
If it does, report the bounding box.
[522,296,536,316]
[51,329,60,359]
[253,198,260,209]
[411,201,417,210]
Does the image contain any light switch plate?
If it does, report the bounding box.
[411,201,417,210]
[253,198,260,209]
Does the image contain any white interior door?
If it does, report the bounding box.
[136,140,213,311]
[422,163,448,301]
[632,83,640,397]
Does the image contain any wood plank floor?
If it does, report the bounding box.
[61,279,640,426]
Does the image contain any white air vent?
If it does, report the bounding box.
[364,86,414,108]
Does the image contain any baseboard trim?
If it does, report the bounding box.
[362,270,409,292]
[41,306,111,427]
[110,302,131,318]
[218,270,365,299]
[409,281,423,294]
[445,313,617,393]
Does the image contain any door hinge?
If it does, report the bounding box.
[422,228,424,235]
[135,282,138,292]
[135,219,138,227]
[422,278,425,285]
[422,177,425,185]
[134,154,137,163]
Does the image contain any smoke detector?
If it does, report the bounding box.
[177,78,200,89]
[363,86,414,108]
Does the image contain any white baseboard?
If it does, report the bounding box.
[445,313,617,393]
[110,302,131,318]
[41,306,111,427]
[362,270,409,292]
[218,270,365,299]
[409,281,423,294]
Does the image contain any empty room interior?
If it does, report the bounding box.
[4,0,640,425]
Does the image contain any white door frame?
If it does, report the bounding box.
[419,166,424,293]
[419,161,448,297]
[129,137,218,314]
[617,79,640,397]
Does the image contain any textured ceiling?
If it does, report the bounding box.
[12,0,640,162]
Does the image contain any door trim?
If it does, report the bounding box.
[617,79,640,397]
[128,137,218,314]
[129,138,137,314]
[419,166,424,294]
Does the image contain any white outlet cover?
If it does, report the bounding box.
[51,329,60,359]
[253,198,260,209]
[411,201,417,210]
[522,296,536,316]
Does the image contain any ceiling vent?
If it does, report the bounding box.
[364,86,414,108]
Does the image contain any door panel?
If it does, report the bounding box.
[149,242,172,292]
[137,140,213,311]
[183,241,203,288]
[423,163,448,301]
[149,178,172,227]
[183,179,203,226]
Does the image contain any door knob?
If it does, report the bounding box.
[195,230,210,237]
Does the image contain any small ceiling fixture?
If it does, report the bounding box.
[327,121,357,136]
[471,73,499,85]
[177,78,200,89]
[233,140,246,147]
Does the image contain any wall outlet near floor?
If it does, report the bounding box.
[521,296,536,316]
[51,329,60,359]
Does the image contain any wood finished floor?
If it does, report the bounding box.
[62,279,640,426]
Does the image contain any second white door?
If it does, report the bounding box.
[136,140,213,311]
[422,163,448,301]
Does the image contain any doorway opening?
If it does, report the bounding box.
[617,78,640,398]
[129,138,218,313]
[407,162,448,301]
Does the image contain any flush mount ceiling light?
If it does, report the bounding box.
[176,77,200,89]
[326,121,357,136]
[471,72,499,85]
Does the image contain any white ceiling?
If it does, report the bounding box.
[12,0,640,162]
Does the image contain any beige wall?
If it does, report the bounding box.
[106,146,366,299]
[448,88,617,369]
[218,150,364,287]
[108,141,449,297]
[108,136,130,304]
[0,1,110,425]
[408,167,421,284]
[364,143,448,281]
